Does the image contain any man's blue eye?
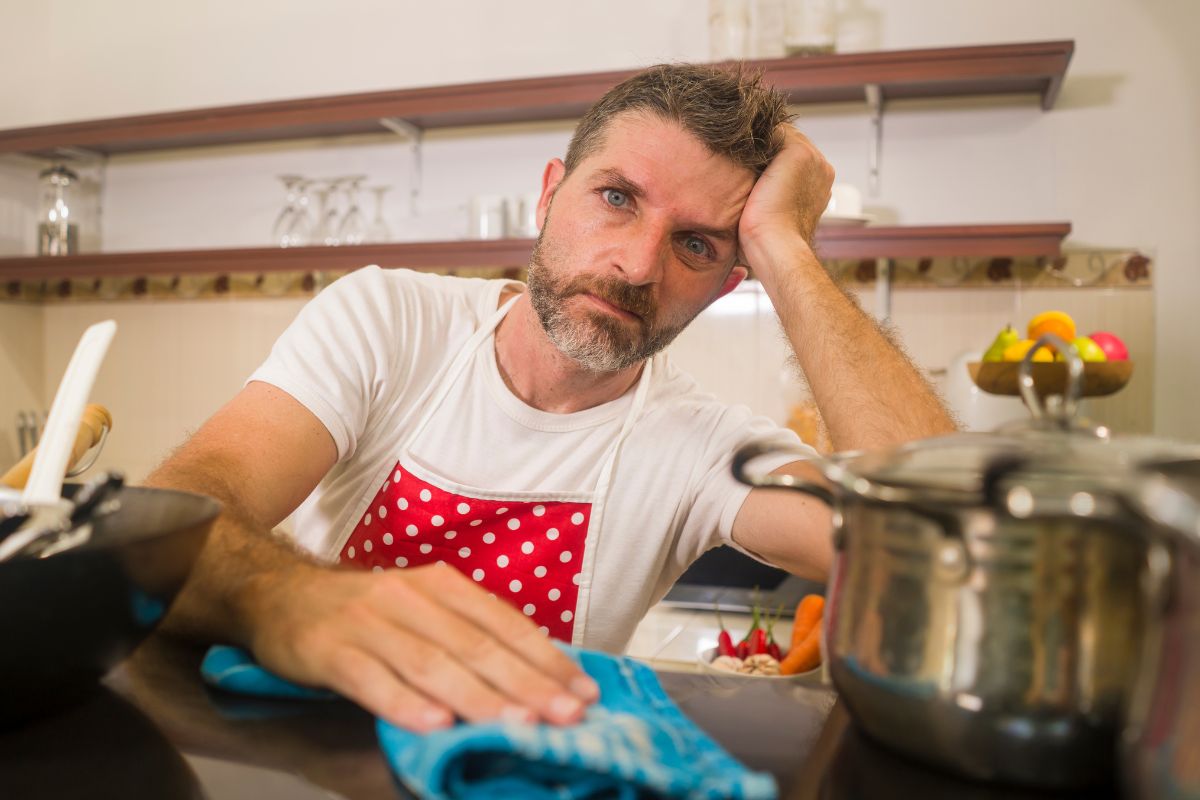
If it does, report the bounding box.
[604,189,627,207]
[685,236,709,256]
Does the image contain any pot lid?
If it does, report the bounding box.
[831,413,1200,510]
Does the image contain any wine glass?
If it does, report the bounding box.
[365,186,393,243]
[283,179,313,247]
[337,175,367,246]
[271,174,303,247]
[317,178,348,246]
[312,181,336,247]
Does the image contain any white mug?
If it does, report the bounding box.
[824,183,863,217]
[467,195,506,240]
[503,192,541,239]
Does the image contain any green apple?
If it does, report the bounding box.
[983,325,1019,362]
[1069,336,1108,363]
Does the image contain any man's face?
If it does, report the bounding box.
[527,112,754,372]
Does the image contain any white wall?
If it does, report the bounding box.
[1,0,1198,462]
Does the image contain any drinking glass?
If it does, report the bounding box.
[312,180,340,246]
[284,179,314,247]
[270,174,304,247]
[337,175,367,246]
[365,185,392,243]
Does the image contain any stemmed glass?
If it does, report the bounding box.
[282,178,314,247]
[312,180,342,246]
[271,175,304,247]
[337,175,367,246]
[365,186,392,243]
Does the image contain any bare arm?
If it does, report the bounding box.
[740,125,956,451]
[730,124,956,576]
[146,381,598,731]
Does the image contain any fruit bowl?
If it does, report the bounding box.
[968,361,1134,398]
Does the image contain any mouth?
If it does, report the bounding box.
[580,292,642,323]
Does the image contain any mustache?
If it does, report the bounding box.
[562,275,656,321]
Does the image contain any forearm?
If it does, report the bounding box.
[751,232,957,451]
[143,455,324,647]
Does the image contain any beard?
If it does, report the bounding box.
[526,207,702,373]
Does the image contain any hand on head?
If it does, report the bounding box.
[737,124,835,272]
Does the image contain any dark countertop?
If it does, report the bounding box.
[0,635,1120,799]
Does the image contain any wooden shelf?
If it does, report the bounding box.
[0,224,1070,282]
[0,41,1074,158]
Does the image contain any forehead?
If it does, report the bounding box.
[572,112,756,226]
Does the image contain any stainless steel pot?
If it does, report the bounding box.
[1122,462,1200,800]
[733,335,1195,788]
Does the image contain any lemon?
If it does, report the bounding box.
[1003,339,1054,362]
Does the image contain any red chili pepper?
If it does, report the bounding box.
[768,641,783,661]
[736,640,749,659]
[714,604,737,658]
[750,628,768,656]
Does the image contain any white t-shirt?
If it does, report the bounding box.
[250,266,808,652]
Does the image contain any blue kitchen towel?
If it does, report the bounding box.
[201,644,777,800]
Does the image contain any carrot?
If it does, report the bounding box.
[780,622,822,675]
[790,594,825,650]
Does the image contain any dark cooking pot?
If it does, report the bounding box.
[733,335,1200,788]
[0,483,219,726]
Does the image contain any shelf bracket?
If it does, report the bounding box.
[865,83,883,197]
[379,117,423,217]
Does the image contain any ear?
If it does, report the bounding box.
[715,265,748,301]
[538,158,566,229]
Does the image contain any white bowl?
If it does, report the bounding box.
[697,646,823,684]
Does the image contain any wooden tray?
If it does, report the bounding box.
[968,361,1134,398]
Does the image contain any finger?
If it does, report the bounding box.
[350,613,570,727]
[412,564,599,703]
[377,567,592,724]
[321,644,454,733]
[405,598,590,725]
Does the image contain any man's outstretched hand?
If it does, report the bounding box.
[243,559,600,732]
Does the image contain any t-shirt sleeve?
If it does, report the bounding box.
[246,265,402,462]
[682,407,817,566]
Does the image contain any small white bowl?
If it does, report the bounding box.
[697,646,823,684]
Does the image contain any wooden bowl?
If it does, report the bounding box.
[968,361,1134,398]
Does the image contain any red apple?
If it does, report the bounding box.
[1088,331,1128,361]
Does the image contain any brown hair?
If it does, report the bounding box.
[563,63,793,178]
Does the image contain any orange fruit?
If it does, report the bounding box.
[1003,339,1054,362]
[1027,310,1076,345]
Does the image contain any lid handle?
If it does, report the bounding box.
[1019,332,1083,422]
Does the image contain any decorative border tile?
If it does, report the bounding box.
[825,249,1152,289]
[0,252,1149,305]
[2,266,524,304]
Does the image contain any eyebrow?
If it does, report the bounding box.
[590,168,739,243]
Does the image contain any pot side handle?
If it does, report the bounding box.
[732,441,836,507]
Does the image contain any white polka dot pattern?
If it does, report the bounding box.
[338,461,589,642]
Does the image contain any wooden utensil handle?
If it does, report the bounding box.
[1,404,112,490]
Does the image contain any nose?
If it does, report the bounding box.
[613,218,668,286]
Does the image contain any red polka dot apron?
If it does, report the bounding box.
[337,295,652,645]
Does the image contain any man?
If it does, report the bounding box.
[148,64,955,734]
